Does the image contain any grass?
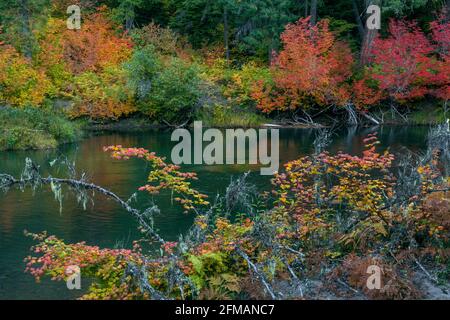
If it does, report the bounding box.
[196,104,267,128]
[407,100,448,125]
[409,105,448,125]
[0,107,83,151]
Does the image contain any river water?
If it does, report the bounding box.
[0,126,431,299]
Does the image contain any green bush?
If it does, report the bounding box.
[125,45,162,100]
[126,47,202,124]
[0,107,82,150]
[142,58,201,124]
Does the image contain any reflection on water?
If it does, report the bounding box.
[0,126,430,299]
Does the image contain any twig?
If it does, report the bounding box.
[236,247,278,300]
[413,256,439,284]
[281,258,303,298]
[336,278,359,294]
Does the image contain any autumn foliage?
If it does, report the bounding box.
[33,9,136,119]
[252,15,449,114]
[24,231,144,300]
[252,17,354,113]
[271,134,395,247]
[103,145,209,212]
[62,8,132,74]
[354,16,450,109]
[429,13,450,101]
[69,66,135,119]
[0,45,50,107]
[371,20,434,101]
[37,9,132,76]
[1,6,449,122]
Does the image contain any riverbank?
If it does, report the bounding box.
[84,104,449,131]
[0,108,83,151]
[1,103,447,151]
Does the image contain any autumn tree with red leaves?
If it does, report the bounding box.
[429,13,450,102]
[251,17,354,114]
[354,15,450,110]
[369,20,433,101]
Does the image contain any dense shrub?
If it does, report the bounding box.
[70,66,136,120]
[34,18,72,98]
[60,8,133,75]
[223,62,273,107]
[131,22,192,60]
[125,45,161,100]
[354,17,450,109]
[126,46,202,124]
[0,45,51,107]
[0,107,82,150]
[251,17,354,114]
[142,59,201,123]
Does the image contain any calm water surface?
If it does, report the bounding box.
[0,126,430,299]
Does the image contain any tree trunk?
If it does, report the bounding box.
[352,0,365,41]
[310,0,317,25]
[20,0,32,59]
[124,2,135,31]
[360,0,380,65]
[304,0,309,17]
[361,28,378,65]
[223,6,230,63]
[446,0,450,21]
[360,111,381,125]
[268,41,273,64]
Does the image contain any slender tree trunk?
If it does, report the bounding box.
[125,2,135,31]
[352,0,365,41]
[201,0,211,22]
[20,0,32,59]
[223,6,230,63]
[268,41,273,65]
[310,0,317,25]
[360,0,380,65]
[304,0,309,17]
[446,0,450,21]
[361,29,378,65]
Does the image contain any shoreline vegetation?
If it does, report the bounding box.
[0,2,449,151]
[85,102,449,131]
[1,100,449,150]
[0,105,447,151]
[0,107,82,151]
